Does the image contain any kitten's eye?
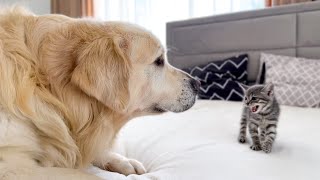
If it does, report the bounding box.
[154,56,164,67]
[251,97,257,101]
[245,97,247,100]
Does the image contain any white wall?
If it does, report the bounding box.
[0,0,50,14]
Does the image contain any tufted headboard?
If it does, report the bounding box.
[166,1,320,82]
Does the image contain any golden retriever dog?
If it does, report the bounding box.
[0,7,200,180]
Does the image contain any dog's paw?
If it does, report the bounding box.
[238,136,246,143]
[127,159,147,175]
[250,144,261,151]
[104,157,146,176]
[262,142,272,154]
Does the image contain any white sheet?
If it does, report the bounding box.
[87,100,320,180]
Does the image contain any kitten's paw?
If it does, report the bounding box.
[238,136,246,143]
[250,144,261,151]
[262,143,272,153]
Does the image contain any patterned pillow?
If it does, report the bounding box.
[260,53,320,108]
[183,54,248,101]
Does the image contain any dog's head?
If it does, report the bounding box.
[57,22,199,115]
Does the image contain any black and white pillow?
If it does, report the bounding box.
[184,54,248,101]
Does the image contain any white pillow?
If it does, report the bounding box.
[260,53,320,108]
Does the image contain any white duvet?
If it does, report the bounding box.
[87,100,320,180]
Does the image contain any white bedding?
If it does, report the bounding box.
[87,100,320,180]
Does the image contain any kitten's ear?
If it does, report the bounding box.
[238,82,249,93]
[263,83,274,96]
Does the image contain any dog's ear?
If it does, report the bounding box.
[71,36,131,112]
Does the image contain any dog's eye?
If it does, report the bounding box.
[154,57,164,67]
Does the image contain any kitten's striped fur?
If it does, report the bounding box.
[238,83,280,153]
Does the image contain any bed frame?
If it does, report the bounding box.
[166,1,320,82]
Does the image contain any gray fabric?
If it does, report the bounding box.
[297,11,320,46]
[170,15,296,54]
[166,1,320,81]
[297,47,320,59]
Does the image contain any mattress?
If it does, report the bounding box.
[87,100,320,180]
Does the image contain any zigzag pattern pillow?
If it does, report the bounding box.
[184,54,248,101]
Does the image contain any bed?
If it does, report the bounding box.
[88,1,320,179]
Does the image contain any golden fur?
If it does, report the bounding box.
[0,7,198,179]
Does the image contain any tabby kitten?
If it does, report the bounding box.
[238,83,280,153]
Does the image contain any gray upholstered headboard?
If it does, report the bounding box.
[166,1,320,82]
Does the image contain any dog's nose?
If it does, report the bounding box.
[190,79,201,93]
